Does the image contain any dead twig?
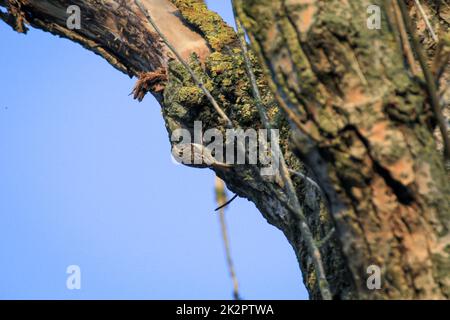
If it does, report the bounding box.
[215,194,238,212]
[215,177,240,300]
[413,0,438,43]
[131,68,167,101]
[392,0,419,75]
[316,228,336,249]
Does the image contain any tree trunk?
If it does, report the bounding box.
[1,0,448,299]
[235,0,450,299]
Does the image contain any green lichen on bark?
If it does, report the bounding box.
[170,0,238,51]
[163,48,281,136]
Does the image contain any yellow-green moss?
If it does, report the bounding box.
[162,45,286,140]
[170,0,238,51]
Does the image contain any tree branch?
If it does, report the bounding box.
[0,0,357,299]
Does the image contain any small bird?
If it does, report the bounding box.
[171,143,232,170]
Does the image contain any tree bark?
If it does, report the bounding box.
[1,0,448,299]
[235,0,450,299]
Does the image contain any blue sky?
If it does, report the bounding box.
[0,1,308,299]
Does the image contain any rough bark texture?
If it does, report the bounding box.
[1,0,449,299]
[236,0,450,299]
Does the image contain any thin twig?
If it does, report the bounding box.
[215,177,240,300]
[134,0,233,129]
[232,1,332,300]
[215,194,239,212]
[316,228,336,249]
[392,0,419,75]
[413,0,438,42]
[398,0,450,162]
